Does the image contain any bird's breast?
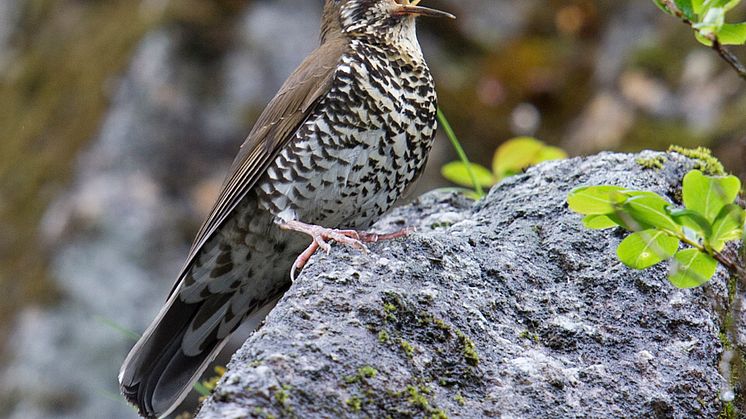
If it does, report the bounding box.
[256,40,438,230]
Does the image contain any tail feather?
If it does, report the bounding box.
[119,292,229,418]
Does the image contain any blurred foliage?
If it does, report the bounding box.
[194,365,226,397]
[441,137,567,196]
[0,0,156,340]
[0,0,255,343]
[429,0,746,188]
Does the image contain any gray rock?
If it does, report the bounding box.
[198,151,731,418]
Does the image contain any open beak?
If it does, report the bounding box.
[393,4,456,19]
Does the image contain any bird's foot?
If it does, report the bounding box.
[279,220,415,281]
[356,227,416,243]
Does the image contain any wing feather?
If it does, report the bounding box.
[169,38,348,296]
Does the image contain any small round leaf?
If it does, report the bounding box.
[567,185,628,215]
[683,170,741,222]
[617,229,680,269]
[441,162,496,188]
[582,215,619,230]
[669,248,718,288]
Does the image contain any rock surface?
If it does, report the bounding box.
[198,151,731,418]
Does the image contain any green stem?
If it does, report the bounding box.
[676,233,746,278]
[437,108,484,197]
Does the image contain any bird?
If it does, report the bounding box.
[119,0,454,417]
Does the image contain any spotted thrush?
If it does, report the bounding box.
[119,1,454,417]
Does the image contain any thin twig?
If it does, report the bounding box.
[661,0,746,81]
[712,39,746,79]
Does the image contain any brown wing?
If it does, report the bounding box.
[173,38,348,291]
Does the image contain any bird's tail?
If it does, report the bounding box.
[118,290,232,418]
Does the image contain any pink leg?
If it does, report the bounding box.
[357,227,416,243]
[279,221,416,281]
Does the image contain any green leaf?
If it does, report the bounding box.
[567,185,628,215]
[695,31,715,46]
[492,137,544,179]
[617,229,681,269]
[441,162,495,188]
[674,0,697,19]
[691,0,705,15]
[669,208,713,238]
[582,214,620,230]
[718,22,746,45]
[492,137,567,181]
[606,212,652,232]
[682,170,741,222]
[669,248,718,288]
[706,0,741,13]
[535,146,568,163]
[709,203,745,251]
[622,194,682,234]
[652,0,673,14]
[694,7,726,32]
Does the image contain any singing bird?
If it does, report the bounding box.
[119,0,454,417]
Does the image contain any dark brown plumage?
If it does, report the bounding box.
[119,1,454,417]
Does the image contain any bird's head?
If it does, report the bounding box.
[321,0,454,44]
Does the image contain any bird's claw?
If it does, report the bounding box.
[281,221,414,281]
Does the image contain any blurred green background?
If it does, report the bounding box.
[0,0,744,418]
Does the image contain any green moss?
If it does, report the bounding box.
[668,145,726,176]
[454,392,465,406]
[455,330,479,366]
[384,302,398,322]
[253,407,276,419]
[399,339,415,358]
[431,409,449,419]
[636,155,667,171]
[719,332,734,351]
[345,366,379,384]
[518,330,540,343]
[719,401,736,419]
[346,396,362,412]
[373,294,481,403]
[404,385,449,419]
[432,317,451,332]
[406,385,430,409]
[359,366,378,379]
[274,384,292,410]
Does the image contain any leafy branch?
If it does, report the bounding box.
[568,170,745,287]
[655,0,746,80]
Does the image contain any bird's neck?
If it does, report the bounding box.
[348,21,425,65]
